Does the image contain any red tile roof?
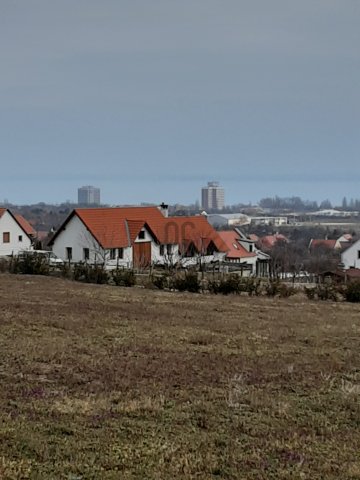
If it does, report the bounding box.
[217,230,256,259]
[259,234,288,250]
[162,216,227,252]
[15,215,36,236]
[74,207,165,248]
[0,208,6,218]
[50,207,227,252]
[310,239,339,250]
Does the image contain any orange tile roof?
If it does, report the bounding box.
[74,207,165,248]
[218,230,256,259]
[50,207,227,253]
[15,215,37,236]
[0,208,6,218]
[162,216,228,252]
[259,234,288,249]
[310,239,339,250]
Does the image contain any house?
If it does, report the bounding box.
[0,209,33,256]
[48,206,227,269]
[341,239,360,270]
[309,239,342,251]
[217,229,270,277]
[258,234,288,251]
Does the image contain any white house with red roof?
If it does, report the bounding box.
[48,206,227,269]
[0,209,33,256]
[217,229,270,276]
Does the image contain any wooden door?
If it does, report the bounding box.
[133,242,151,269]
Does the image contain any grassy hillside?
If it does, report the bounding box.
[1,274,360,479]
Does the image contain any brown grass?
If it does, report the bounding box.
[1,273,360,479]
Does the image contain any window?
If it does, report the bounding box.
[358,250,360,260]
[110,248,116,260]
[166,244,172,255]
[3,232,10,243]
[159,245,165,256]
[118,248,124,259]
[66,247,72,261]
[83,248,89,261]
[18,235,23,242]
[138,230,145,240]
[249,244,253,252]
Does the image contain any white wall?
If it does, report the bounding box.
[0,211,32,256]
[341,240,360,270]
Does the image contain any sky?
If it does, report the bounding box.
[0,0,359,206]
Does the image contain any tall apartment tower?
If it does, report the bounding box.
[78,185,101,205]
[201,181,225,210]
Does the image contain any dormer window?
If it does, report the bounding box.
[138,230,145,240]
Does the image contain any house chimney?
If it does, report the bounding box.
[158,202,169,218]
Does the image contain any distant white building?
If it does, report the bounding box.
[201,182,225,210]
[341,239,360,270]
[250,216,288,226]
[309,209,359,217]
[78,186,101,205]
[205,213,251,228]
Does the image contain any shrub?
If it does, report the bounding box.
[278,283,297,298]
[243,277,262,296]
[315,283,338,302]
[151,274,169,290]
[343,281,360,303]
[304,286,316,300]
[72,263,109,284]
[72,263,89,282]
[112,269,136,287]
[265,280,281,297]
[0,258,10,273]
[10,252,50,276]
[170,272,201,293]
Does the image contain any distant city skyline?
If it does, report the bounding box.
[1,1,359,206]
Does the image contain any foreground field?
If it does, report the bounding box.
[1,275,360,479]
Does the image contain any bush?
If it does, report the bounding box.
[243,277,262,296]
[278,283,297,298]
[10,252,50,276]
[265,280,281,297]
[72,263,109,284]
[0,258,10,273]
[112,269,136,287]
[170,272,201,293]
[343,281,360,303]
[315,283,338,302]
[304,286,316,300]
[151,274,169,290]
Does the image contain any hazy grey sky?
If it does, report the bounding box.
[1,1,359,205]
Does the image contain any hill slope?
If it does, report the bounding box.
[1,275,360,479]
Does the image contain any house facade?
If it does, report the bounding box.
[49,206,227,269]
[341,239,360,270]
[217,229,270,277]
[0,209,33,256]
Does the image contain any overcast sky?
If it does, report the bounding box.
[0,0,359,206]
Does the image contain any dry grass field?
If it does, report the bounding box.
[1,274,360,479]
